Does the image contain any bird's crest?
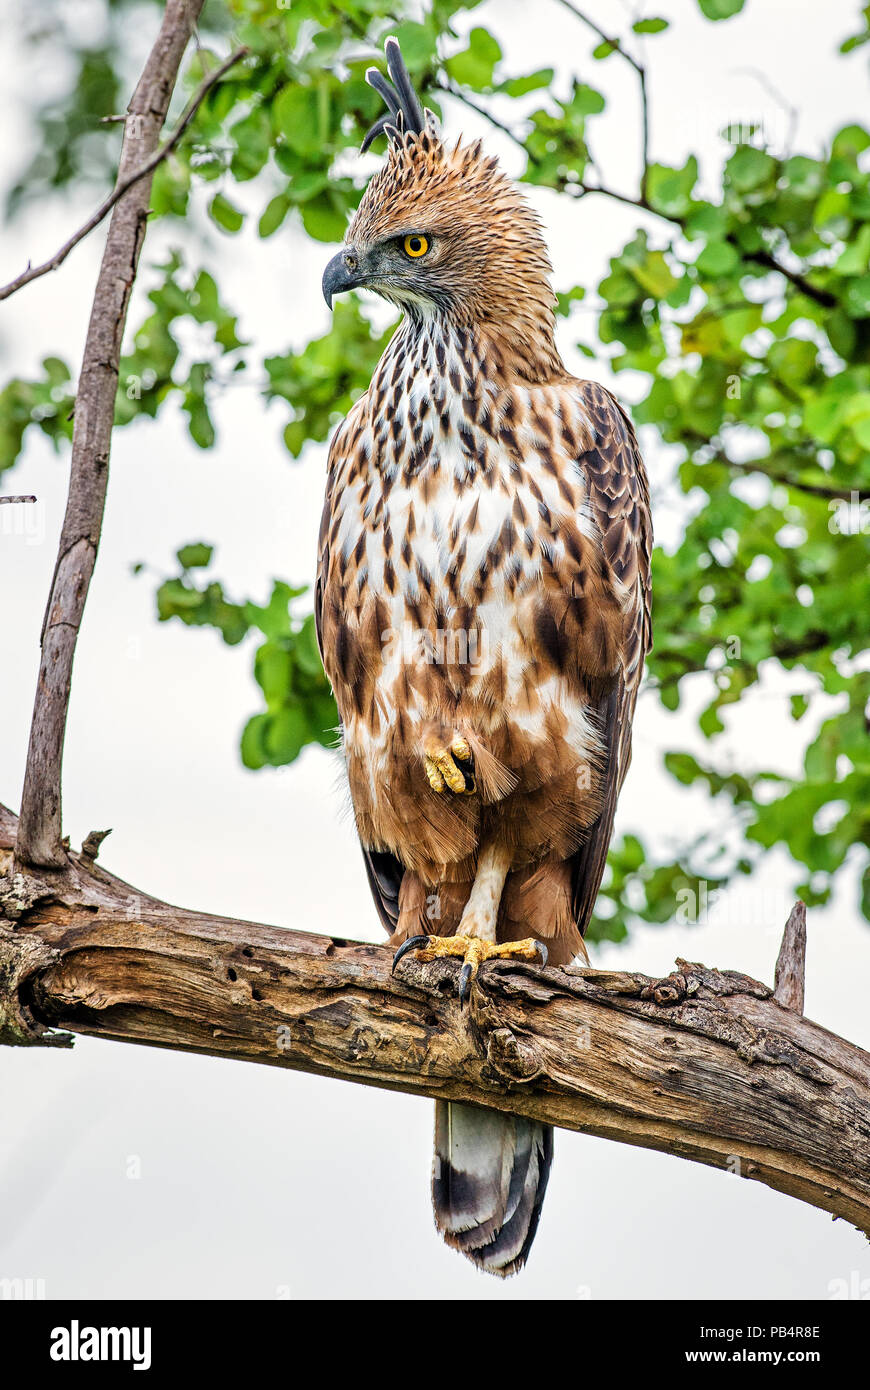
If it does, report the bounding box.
[361,37,429,152]
[351,39,539,251]
[347,36,556,353]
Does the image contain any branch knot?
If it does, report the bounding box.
[484,1026,543,1083]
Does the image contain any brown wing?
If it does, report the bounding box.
[568,381,653,935]
[314,398,407,931]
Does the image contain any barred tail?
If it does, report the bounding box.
[431,1099,553,1277]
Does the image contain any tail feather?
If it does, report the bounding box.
[432,1100,552,1277]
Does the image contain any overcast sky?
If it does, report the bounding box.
[1,0,869,1299]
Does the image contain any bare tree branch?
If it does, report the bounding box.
[15,0,207,869]
[740,246,838,309]
[1,807,868,1237]
[0,45,248,305]
[706,449,856,501]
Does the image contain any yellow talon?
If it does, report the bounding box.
[439,753,466,794]
[392,933,547,1004]
[423,735,476,795]
[425,756,446,793]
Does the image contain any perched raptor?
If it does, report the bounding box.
[317,39,652,1277]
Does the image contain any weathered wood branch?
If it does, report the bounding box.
[2,802,869,1238]
[15,0,205,869]
[775,900,807,1014]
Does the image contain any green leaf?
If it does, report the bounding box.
[726,145,776,192]
[209,192,245,233]
[446,27,502,89]
[633,18,669,33]
[300,191,348,243]
[646,157,698,216]
[664,752,703,785]
[390,20,438,70]
[555,285,586,315]
[831,124,870,160]
[258,193,291,238]
[698,0,745,18]
[498,69,554,96]
[696,240,740,277]
[845,275,870,317]
[265,705,311,764]
[791,694,809,721]
[699,704,725,737]
[241,713,270,770]
[273,84,327,158]
[569,83,605,117]
[229,106,271,182]
[176,543,213,570]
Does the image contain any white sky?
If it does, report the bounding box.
[1,0,869,1299]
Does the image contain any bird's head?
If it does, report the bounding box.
[322,37,555,336]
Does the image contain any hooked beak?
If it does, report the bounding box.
[322,249,365,309]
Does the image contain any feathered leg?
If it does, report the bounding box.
[392,841,546,1002]
[391,842,555,1274]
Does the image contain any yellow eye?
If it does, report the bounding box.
[403,233,429,258]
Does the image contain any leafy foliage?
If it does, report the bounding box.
[265,300,394,456]
[2,0,868,941]
[155,546,337,768]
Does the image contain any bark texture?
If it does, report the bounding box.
[2,802,869,1238]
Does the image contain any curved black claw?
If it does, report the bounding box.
[536,941,549,968]
[451,749,476,797]
[392,934,429,974]
[458,962,473,1007]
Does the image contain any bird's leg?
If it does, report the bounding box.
[423,731,476,795]
[392,843,547,1003]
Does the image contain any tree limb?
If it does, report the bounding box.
[0,45,248,304]
[15,0,206,869]
[1,801,868,1238]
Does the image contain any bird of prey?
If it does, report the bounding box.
[317,38,652,1277]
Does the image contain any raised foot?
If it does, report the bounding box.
[424,734,475,795]
[392,934,548,1004]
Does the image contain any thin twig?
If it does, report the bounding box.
[741,246,837,309]
[723,456,854,501]
[555,0,643,73]
[438,78,538,160]
[554,0,649,197]
[0,494,37,504]
[0,45,248,305]
[734,65,799,153]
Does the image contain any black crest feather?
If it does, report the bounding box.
[361,36,426,152]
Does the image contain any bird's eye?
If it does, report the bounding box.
[403,234,429,259]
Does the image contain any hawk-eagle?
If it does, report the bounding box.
[317,38,652,1276]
